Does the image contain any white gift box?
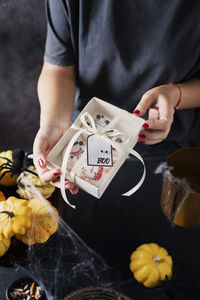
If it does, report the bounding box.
[47,97,146,208]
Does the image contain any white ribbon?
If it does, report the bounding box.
[60,112,146,208]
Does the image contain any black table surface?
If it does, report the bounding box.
[1,153,200,300]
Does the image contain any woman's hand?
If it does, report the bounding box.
[133,84,180,145]
[33,125,79,195]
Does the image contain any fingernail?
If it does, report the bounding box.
[38,159,44,168]
[133,110,140,115]
[54,172,60,176]
[139,133,146,138]
[138,139,145,144]
[142,123,149,128]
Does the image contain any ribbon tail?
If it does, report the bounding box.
[122,149,146,197]
[60,130,85,209]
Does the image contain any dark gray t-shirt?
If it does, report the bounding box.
[44,0,200,152]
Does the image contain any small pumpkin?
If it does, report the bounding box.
[0,197,32,239]
[17,165,55,199]
[0,190,6,202]
[0,233,10,257]
[0,150,19,186]
[130,243,173,288]
[16,198,58,245]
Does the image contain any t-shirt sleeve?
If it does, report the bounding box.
[44,0,75,66]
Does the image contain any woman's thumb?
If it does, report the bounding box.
[36,155,47,169]
[33,132,48,170]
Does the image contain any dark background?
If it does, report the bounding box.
[1,1,200,300]
[0,0,46,152]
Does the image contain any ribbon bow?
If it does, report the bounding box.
[60,112,146,208]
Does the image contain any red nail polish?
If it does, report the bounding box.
[139,133,146,138]
[138,139,145,144]
[54,172,60,176]
[142,123,149,128]
[133,110,140,114]
[38,159,44,168]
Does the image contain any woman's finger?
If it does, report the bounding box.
[65,181,76,190]
[34,155,60,176]
[33,132,49,176]
[39,168,61,183]
[50,179,61,188]
[51,178,77,190]
[70,186,79,195]
[139,138,164,145]
[142,118,170,131]
[148,108,159,120]
[133,92,157,117]
[139,129,170,142]
[33,150,47,172]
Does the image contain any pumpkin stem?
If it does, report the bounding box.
[0,211,14,218]
[154,255,163,263]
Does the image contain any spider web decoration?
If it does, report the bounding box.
[11,180,124,300]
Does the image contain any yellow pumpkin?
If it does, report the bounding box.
[130,243,173,288]
[17,165,55,199]
[16,198,58,245]
[0,233,10,257]
[0,190,6,202]
[0,197,32,239]
[0,150,19,186]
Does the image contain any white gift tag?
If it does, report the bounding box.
[87,134,113,167]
